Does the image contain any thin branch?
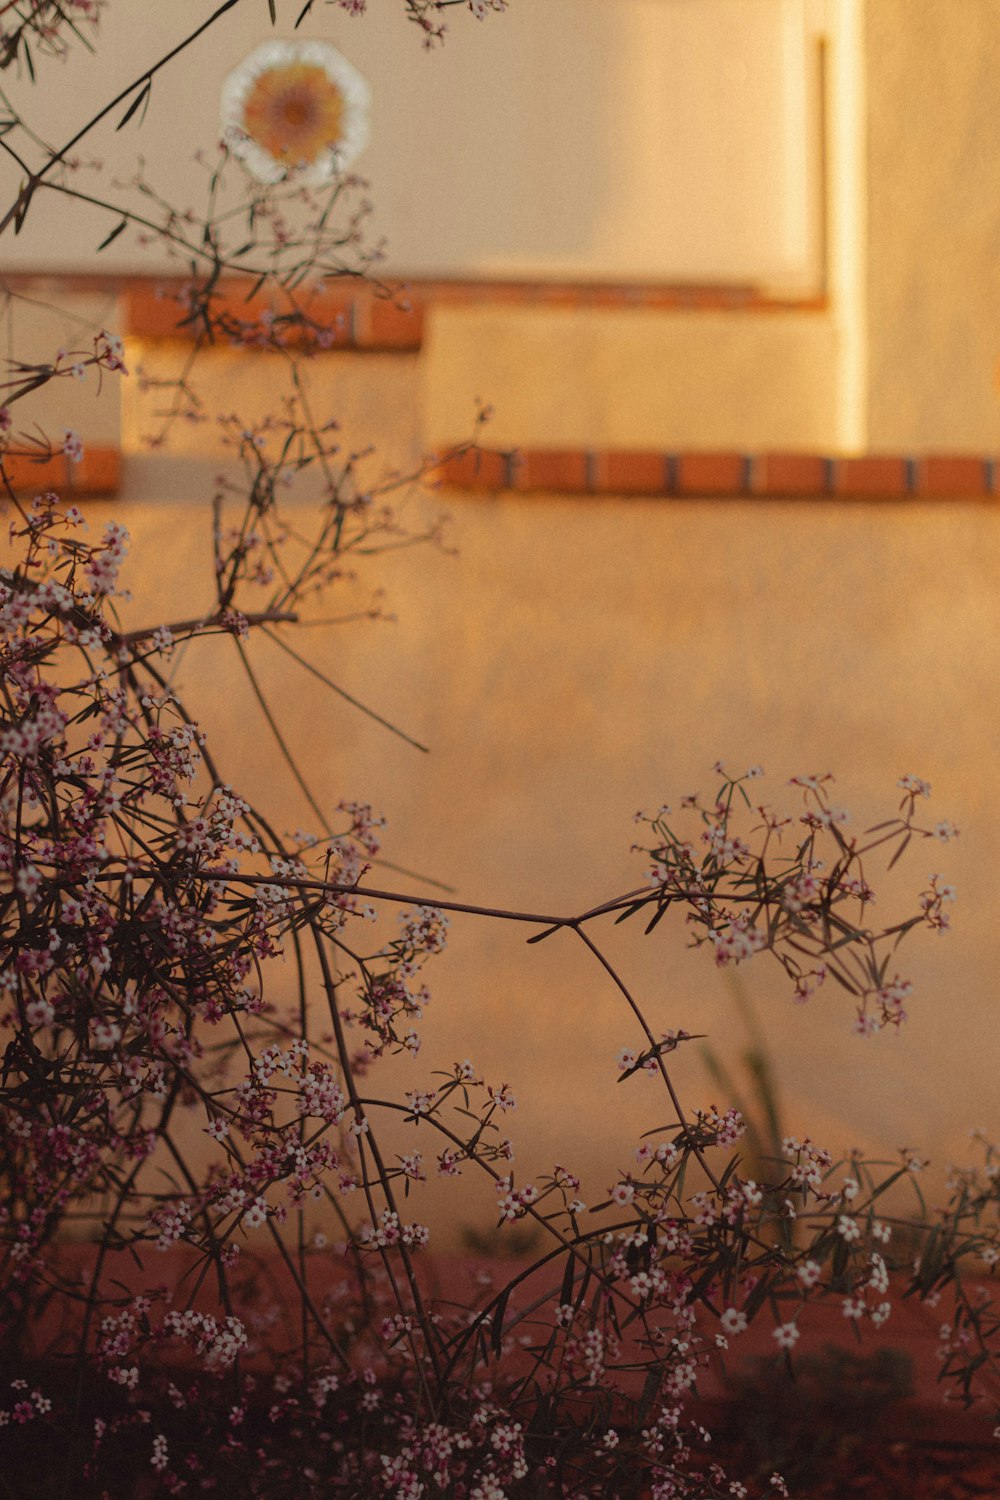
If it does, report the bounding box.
[0,0,248,237]
[260,622,429,754]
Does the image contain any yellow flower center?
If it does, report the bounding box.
[241,63,345,166]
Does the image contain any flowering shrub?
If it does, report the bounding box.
[0,6,999,1499]
[0,0,102,72]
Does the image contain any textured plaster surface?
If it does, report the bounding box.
[1,291,122,445]
[420,307,841,451]
[2,2,997,1249]
[122,344,425,477]
[865,0,1000,449]
[103,479,999,1245]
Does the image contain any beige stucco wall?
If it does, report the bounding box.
[3,0,1000,1253]
[0,291,121,447]
[865,0,1000,449]
[421,305,841,450]
[93,462,1000,1248]
[6,1,1000,459]
[121,313,842,457]
[121,344,425,475]
[0,0,819,288]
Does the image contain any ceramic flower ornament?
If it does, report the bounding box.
[220,39,370,185]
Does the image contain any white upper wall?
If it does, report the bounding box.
[0,0,822,287]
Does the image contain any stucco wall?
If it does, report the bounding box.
[8,2,1000,457]
[100,472,1000,1247]
[865,0,1000,449]
[3,0,999,1253]
[0,291,121,447]
[0,0,819,287]
[421,306,841,450]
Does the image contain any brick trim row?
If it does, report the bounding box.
[112,277,825,352]
[8,447,991,504]
[2,447,995,504]
[433,449,1000,500]
[121,284,424,351]
[2,447,120,498]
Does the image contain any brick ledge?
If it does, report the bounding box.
[2,446,120,498]
[63,276,827,353]
[433,449,1000,500]
[1,449,993,504]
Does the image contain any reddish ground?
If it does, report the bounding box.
[24,1247,1000,1496]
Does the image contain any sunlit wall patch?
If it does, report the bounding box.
[220,39,370,185]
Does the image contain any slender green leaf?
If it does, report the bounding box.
[559,1252,575,1309]
[643,901,670,935]
[526,923,560,946]
[743,1272,772,1321]
[117,80,151,131]
[887,831,912,870]
[491,1285,510,1356]
[97,217,128,252]
[613,899,647,926]
[13,181,34,235]
[637,1367,660,1424]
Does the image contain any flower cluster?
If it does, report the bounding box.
[0,0,101,70]
[0,7,995,1500]
[631,763,958,1034]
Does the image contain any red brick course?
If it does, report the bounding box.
[2,446,120,497]
[675,452,749,496]
[511,449,592,494]
[434,448,1000,500]
[5,442,992,506]
[751,452,829,497]
[833,455,911,498]
[590,451,670,495]
[915,456,992,497]
[430,447,512,491]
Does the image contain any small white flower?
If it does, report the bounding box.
[772,1322,800,1350]
[871,1300,892,1327]
[796,1259,822,1289]
[243,1198,268,1230]
[221,40,370,186]
[720,1308,747,1336]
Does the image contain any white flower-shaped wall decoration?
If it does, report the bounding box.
[220,39,370,185]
